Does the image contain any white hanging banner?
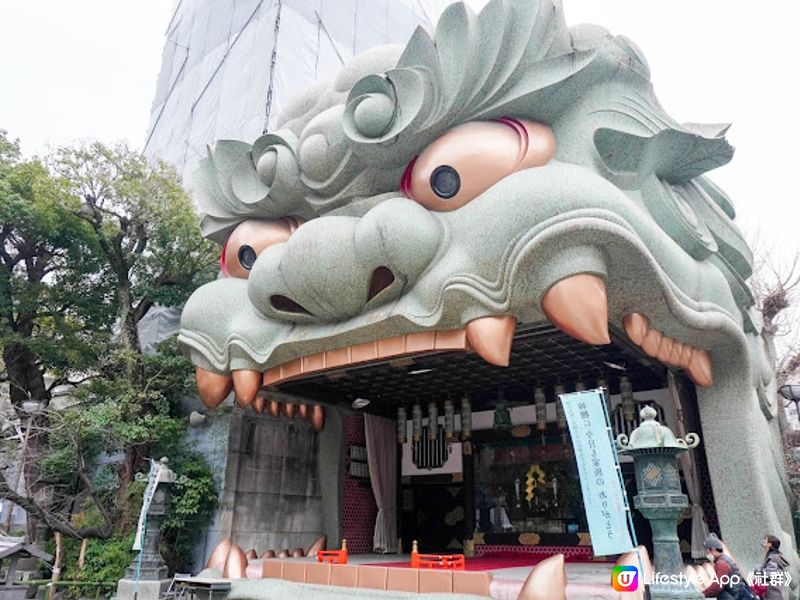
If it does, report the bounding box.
[559,389,634,556]
[132,459,162,552]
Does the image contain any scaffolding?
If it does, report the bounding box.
[144,0,450,180]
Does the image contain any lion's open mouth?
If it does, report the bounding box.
[192,279,714,414]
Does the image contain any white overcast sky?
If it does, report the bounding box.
[1,0,799,265]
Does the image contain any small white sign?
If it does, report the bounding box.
[132,460,163,552]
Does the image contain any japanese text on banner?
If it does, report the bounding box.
[560,389,633,556]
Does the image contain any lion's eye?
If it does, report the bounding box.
[430,165,461,199]
[237,245,257,270]
[401,119,556,212]
[220,217,303,279]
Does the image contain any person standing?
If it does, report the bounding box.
[702,533,758,600]
[757,534,789,600]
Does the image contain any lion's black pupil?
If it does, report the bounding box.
[430,165,460,199]
[238,245,257,270]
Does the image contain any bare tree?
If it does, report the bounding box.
[0,408,115,540]
[747,239,800,385]
[747,238,800,504]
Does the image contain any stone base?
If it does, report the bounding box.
[647,582,704,599]
[114,577,171,600]
[11,569,44,583]
[124,555,168,581]
[0,587,29,600]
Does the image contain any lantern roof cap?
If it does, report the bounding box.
[616,406,699,455]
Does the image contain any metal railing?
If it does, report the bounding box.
[22,579,116,600]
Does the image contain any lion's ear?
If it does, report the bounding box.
[594,123,733,185]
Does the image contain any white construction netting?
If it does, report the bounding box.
[145,0,452,180]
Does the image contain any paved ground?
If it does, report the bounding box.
[229,578,490,600]
[490,560,614,583]
[229,554,622,599]
[324,553,615,584]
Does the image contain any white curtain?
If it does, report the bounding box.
[668,373,709,559]
[364,414,398,553]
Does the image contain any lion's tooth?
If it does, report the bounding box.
[679,344,694,368]
[465,315,517,367]
[641,329,663,357]
[687,349,713,387]
[623,313,649,345]
[196,368,232,409]
[683,564,702,591]
[232,370,261,407]
[541,274,610,345]
[267,399,281,417]
[298,404,309,419]
[205,538,232,571]
[311,405,325,432]
[669,342,685,366]
[282,402,297,418]
[222,544,247,579]
[656,336,676,365]
[252,394,266,414]
[517,553,567,600]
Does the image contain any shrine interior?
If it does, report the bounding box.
[249,321,717,562]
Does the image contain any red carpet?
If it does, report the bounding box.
[362,556,548,571]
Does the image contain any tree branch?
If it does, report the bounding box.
[133,297,154,324]
[0,417,115,540]
[74,425,115,537]
[0,477,81,538]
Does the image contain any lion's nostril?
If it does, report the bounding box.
[270,295,312,315]
[367,266,395,302]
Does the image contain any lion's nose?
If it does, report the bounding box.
[267,265,395,315]
[247,198,441,322]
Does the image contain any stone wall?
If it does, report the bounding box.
[192,402,348,568]
[199,410,323,559]
[231,412,323,554]
[318,406,344,549]
[182,398,231,570]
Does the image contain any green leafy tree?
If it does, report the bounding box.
[1,135,219,573]
[0,130,110,538]
[160,450,219,570]
[51,141,218,502]
[0,131,108,406]
[51,142,216,359]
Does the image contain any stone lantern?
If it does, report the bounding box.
[115,457,177,600]
[616,406,702,600]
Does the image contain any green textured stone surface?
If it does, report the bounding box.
[178,1,798,593]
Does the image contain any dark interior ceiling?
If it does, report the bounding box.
[275,322,669,417]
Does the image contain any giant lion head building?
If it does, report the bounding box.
[171,0,797,588]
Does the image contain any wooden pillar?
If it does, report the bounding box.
[49,533,62,600]
[396,439,403,554]
[462,440,475,545]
